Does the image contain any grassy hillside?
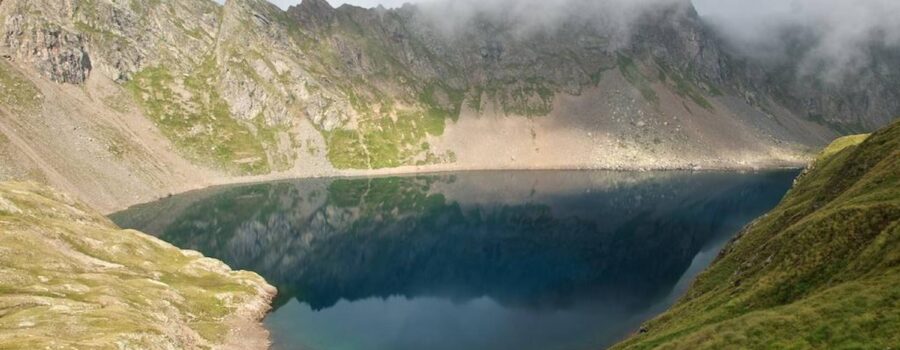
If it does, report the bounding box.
[615,120,900,349]
[0,182,275,349]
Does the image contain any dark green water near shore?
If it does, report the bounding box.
[111,170,797,350]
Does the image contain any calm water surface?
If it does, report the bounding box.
[111,171,797,350]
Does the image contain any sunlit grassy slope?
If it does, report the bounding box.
[614,121,899,349]
[0,182,274,349]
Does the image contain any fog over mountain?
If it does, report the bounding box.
[413,0,688,44]
[696,0,900,83]
[1,0,896,213]
[260,0,900,83]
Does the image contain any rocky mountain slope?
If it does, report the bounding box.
[0,0,895,211]
[713,24,900,133]
[615,120,900,349]
[0,181,276,349]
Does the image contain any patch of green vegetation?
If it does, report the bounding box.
[614,121,900,349]
[326,109,449,169]
[617,54,658,104]
[419,81,465,121]
[327,176,446,217]
[0,61,42,111]
[126,58,272,175]
[321,72,462,169]
[253,116,294,171]
[475,78,557,117]
[656,61,715,111]
[466,88,484,113]
[816,134,869,162]
[324,75,556,169]
[326,128,367,169]
[807,113,867,135]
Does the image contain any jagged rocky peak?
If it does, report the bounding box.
[627,0,726,82]
[296,0,335,13]
[288,0,336,28]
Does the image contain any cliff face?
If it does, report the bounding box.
[0,0,895,211]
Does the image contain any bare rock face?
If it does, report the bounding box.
[293,0,335,32]
[630,3,725,84]
[3,15,91,84]
[217,0,354,130]
[217,0,303,125]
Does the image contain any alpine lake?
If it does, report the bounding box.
[111,170,798,350]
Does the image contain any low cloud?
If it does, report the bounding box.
[247,0,900,83]
[414,0,687,44]
[695,0,900,82]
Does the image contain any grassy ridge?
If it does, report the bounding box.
[614,121,900,349]
[0,182,274,349]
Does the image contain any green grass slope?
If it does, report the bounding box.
[614,120,900,349]
[0,182,276,349]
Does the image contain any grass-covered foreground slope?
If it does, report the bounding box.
[0,182,276,349]
[615,121,900,349]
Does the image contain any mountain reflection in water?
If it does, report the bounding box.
[112,170,797,350]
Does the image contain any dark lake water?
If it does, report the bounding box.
[111,170,797,350]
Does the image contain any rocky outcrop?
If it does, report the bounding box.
[2,14,91,84]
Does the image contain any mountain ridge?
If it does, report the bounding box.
[0,0,895,211]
